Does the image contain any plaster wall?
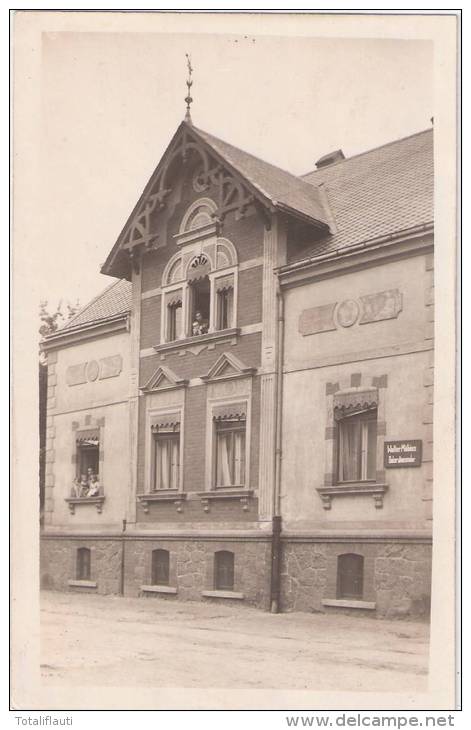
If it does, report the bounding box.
[280,251,432,531]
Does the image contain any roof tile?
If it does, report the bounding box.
[60,279,132,331]
[290,128,433,261]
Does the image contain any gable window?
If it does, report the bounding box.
[215,275,234,331]
[337,553,364,599]
[337,409,377,483]
[151,549,170,586]
[214,550,234,590]
[76,547,91,580]
[160,203,239,344]
[165,291,183,342]
[188,257,211,335]
[151,420,180,491]
[213,405,246,488]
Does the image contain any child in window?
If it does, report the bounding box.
[77,474,89,497]
[87,474,100,497]
[192,310,208,336]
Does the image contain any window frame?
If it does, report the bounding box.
[205,395,252,493]
[336,408,378,484]
[76,547,91,581]
[151,429,181,492]
[145,407,184,495]
[337,553,364,600]
[214,418,246,489]
[151,549,170,586]
[214,550,235,591]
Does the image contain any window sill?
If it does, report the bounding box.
[197,488,253,513]
[140,585,177,594]
[68,579,97,588]
[65,496,105,514]
[202,590,245,600]
[154,328,239,354]
[316,483,388,510]
[322,599,376,610]
[137,492,187,514]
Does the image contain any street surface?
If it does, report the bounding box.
[41,590,429,692]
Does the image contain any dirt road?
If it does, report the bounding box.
[41,590,429,693]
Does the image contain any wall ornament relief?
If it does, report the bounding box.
[66,355,123,386]
[299,289,403,337]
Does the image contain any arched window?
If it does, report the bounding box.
[76,547,91,580]
[160,202,239,344]
[337,553,364,599]
[151,549,170,586]
[214,550,234,590]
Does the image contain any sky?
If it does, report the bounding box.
[38,30,433,312]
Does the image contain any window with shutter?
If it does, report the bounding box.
[214,550,234,590]
[151,549,170,586]
[337,553,364,599]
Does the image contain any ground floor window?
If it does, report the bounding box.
[76,547,91,580]
[214,550,234,590]
[151,549,170,586]
[337,553,364,599]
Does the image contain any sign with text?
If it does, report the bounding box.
[384,440,422,468]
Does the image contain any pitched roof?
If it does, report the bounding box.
[190,125,330,226]
[59,279,132,332]
[289,128,433,262]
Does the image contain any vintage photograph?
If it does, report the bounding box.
[11,11,458,712]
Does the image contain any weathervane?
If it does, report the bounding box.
[185,53,193,123]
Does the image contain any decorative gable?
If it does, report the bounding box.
[201,352,255,383]
[101,120,330,280]
[141,365,188,392]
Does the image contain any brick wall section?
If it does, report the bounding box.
[237,266,263,327]
[140,295,162,350]
[124,537,271,608]
[40,538,123,595]
[141,176,265,294]
[183,385,207,491]
[280,540,432,618]
[139,332,262,385]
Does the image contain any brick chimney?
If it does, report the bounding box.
[315,149,345,169]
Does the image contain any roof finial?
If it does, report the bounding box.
[184,53,193,124]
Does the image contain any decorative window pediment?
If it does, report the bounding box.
[333,387,378,419]
[141,365,188,392]
[201,352,255,383]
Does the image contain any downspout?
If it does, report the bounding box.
[120,519,127,595]
[270,279,285,613]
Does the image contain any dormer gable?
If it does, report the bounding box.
[141,365,188,392]
[201,352,255,383]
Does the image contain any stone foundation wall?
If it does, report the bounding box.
[40,537,123,595]
[280,540,432,618]
[41,536,431,618]
[124,538,271,609]
[41,536,271,609]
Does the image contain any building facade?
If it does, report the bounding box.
[40,120,433,618]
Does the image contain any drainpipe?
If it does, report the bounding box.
[270,280,285,613]
[120,519,127,596]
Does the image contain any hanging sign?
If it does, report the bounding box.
[384,440,422,468]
